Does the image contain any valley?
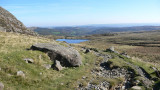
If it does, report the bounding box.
[30,26,160,36]
[0,5,160,90]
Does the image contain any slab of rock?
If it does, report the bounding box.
[30,43,82,67]
[17,71,25,78]
[0,82,4,90]
[54,60,63,71]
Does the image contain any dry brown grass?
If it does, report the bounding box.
[81,30,160,64]
[0,31,56,54]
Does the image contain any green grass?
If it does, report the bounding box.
[119,55,155,77]
[1,31,160,89]
[0,31,98,89]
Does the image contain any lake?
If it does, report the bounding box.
[56,39,88,44]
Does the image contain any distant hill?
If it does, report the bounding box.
[0,7,37,35]
[89,26,160,34]
[31,26,97,36]
[31,26,160,36]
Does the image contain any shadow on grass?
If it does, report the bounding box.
[153,81,160,90]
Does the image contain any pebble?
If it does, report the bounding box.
[17,71,25,78]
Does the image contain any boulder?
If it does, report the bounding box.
[54,60,63,71]
[17,71,25,78]
[106,46,119,54]
[0,82,4,90]
[107,46,114,52]
[30,43,82,67]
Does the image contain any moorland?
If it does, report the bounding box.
[1,6,160,90]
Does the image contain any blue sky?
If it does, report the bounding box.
[1,0,160,26]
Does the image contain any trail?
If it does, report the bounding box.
[77,47,153,89]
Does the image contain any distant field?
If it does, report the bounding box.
[81,30,160,63]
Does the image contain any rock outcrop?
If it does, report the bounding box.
[0,7,37,35]
[30,43,82,67]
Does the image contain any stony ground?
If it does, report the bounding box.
[0,31,159,89]
[75,47,157,90]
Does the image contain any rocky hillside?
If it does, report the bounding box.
[0,29,160,89]
[0,7,36,35]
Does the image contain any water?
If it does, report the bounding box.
[56,39,88,44]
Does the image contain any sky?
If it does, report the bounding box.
[0,0,160,27]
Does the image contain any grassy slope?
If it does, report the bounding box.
[0,31,98,90]
[1,30,160,89]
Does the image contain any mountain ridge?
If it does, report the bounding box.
[30,26,160,36]
[0,7,37,35]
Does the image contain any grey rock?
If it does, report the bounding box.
[0,82,4,90]
[17,71,25,77]
[83,81,110,90]
[126,62,152,88]
[23,58,34,63]
[121,52,130,58]
[43,64,51,69]
[109,46,114,52]
[31,43,82,67]
[131,86,142,90]
[114,51,120,54]
[151,67,160,77]
[122,86,125,90]
[54,60,63,71]
[0,7,37,35]
[106,46,120,54]
[82,76,86,79]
